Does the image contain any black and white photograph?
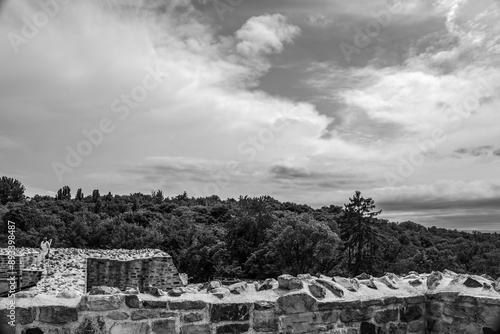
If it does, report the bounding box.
[0,0,499,333]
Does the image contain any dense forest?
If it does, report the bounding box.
[1,176,499,282]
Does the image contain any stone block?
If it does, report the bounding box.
[210,303,250,322]
[478,305,500,327]
[216,323,249,334]
[253,311,278,332]
[317,300,361,311]
[308,283,326,299]
[277,293,318,314]
[109,322,150,334]
[427,301,443,316]
[278,274,294,289]
[340,308,374,322]
[443,303,477,321]
[170,300,207,310]
[80,295,123,311]
[333,276,359,292]
[181,325,211,334]
[74,316,106,334]
[131,309,177,320]
[405,296,426,304]
[400,305,423,322]
[374,308,398,323]
[407,320,425,332]
[107,311,129,320]
[360,322,377,334]
[143,300,168,309]
[152,319,177,334]
[320,311,339,324]
[211,287,230,299]
[228,282,248,294]
[289,278,303,290]
[389,323,407,334]
[125,294,140,308]
[361,299,384,307]
[17,307,36,325]
[39,306,78,324]
[315,279,344,298]
[182,312,204,323]
[383,296,404,305]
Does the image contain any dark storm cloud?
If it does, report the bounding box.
[379,196,500,212]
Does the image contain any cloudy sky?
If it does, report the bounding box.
[1,0,499,230]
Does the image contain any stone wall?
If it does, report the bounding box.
[85,256,183,292]
[426,292,500,333]
[3,291,499,334]
[0,253,41,293]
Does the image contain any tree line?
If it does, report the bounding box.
[0,177,499,282]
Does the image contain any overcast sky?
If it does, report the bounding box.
[1,0,499,230]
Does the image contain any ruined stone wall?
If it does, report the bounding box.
[4,291,499,334]
[85,256,183,292]
[0,253,40,292]
[426,292,500,333]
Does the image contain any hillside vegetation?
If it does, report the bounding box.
[1,177,499,282]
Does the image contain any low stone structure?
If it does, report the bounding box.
[0,250,42,293]
[2,270,499,334]
[86,254,183,293]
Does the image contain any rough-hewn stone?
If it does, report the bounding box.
[427,271,443,290]
[278,292,318,314]
[107,311,129,320]
[216,323,249,334]
[400,305,423,322]
[228,282,248,294]
[80,295,123,311]
[374,308,398,323]
[181,325,211,334]
[288,277,303,290]
[17,307,36,325]
[152,319,177,334]
[143,300,168,309]
[253,311,278,332]
[340,307,374,322]
[389,323,407,334]
[169,300,207,310]
[131,309,176,320]
[210,303,250,322]
[74,316,106,334]
[278,274,294,289]
[109,322,150,334]
[333,276,359,292]
[308,282,326,299]
[182,312,204,323]
[315,279,344,298]
[88,286,121,295]
[39,306,78,324]
[124,294,140,308]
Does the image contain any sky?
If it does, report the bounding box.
[0,0,499,231]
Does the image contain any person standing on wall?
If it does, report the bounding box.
[38,237,52,266]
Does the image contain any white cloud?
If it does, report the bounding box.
[305,14,333,28]
[235,14,301,57]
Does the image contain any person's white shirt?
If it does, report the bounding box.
[40,241,49,252]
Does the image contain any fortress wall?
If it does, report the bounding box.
[3,291,500,334]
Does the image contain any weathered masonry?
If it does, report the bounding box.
[85,255,183,292]
[0,251,42,294]
[4,290,500,334]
